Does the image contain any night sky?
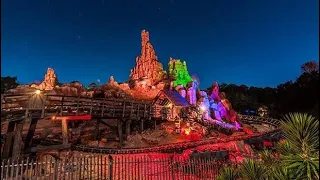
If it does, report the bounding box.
[1,0,318,89]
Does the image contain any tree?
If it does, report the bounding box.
[1,76,19,93]
[301,61,319,74]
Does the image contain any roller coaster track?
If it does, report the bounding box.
[70,129,282,154]
[1,93,283,155]
[39,115,283,154]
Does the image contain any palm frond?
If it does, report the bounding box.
[269,166,293,180]
[275,140,297,156]
[281,113,319,153]
[240,159,267,180]
[216,165,239,180]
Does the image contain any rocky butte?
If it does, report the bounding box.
[129,30,166,86]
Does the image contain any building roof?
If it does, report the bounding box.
[158,90,189,107]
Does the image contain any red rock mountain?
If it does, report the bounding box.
[129,30,166,85]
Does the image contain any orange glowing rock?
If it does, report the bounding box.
[129,30,166,85]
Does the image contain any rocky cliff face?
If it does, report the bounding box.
[129,30,166,85]
[55,81,87,96]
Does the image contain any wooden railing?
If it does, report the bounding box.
[1,154,228,180]
[1,94,155,122]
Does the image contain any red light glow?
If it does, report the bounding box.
[51,115,92,121]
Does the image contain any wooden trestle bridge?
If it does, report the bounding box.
[1,92,156,159]
[1,92,283,161]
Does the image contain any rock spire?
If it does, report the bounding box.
[37,68,57,90]
[129,30,166,84]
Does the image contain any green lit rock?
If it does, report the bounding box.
[168,58,193,87]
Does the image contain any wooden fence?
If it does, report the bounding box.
[1,154,228,180]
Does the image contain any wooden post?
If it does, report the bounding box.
[140,119,144,132]
[94,118,100,140]
[125,120,131,139]
[122,102,126,118]
[101,99,105,117]
[154,118,157,130]
[130,102,133,118]
[41,95,46,118]
[12,120,24,160]
[2,121,16,159]
[118,119,123,146]
[76,96,80,115]
[61,118,69,146]
[1,94,3,112]
[90,98,93,115]
[24,118,39,152]
[143,104,147,118]
[60,96,64,116]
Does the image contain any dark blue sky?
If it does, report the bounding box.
[1,0,318,88]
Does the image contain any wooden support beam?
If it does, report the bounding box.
[94,118,101,140]
[2,121,16,159]
[126,120,131,140]
[24,118,39,152]
[52,115,91,121]
[99,119,116,130]
[12,120,24,160]
[61,118,69,146]
[153,118,157,130]
[140,119,144,132]
[118,119,123,146]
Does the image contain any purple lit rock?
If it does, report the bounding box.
[210,82,220,101]
[175,84,186,98]
[186,81,198,105]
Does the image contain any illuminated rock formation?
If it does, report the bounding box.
[129,30,166,85]
[210,82,220,101]
[197,91,211,119]
[55,81,86,96]
[108,76,119,87]
[168,58,193,87]
[204,82,240,126]
[175,84,186,98]
[198,91,210,109]
[36,68,57,90]
[186,81,198,105]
